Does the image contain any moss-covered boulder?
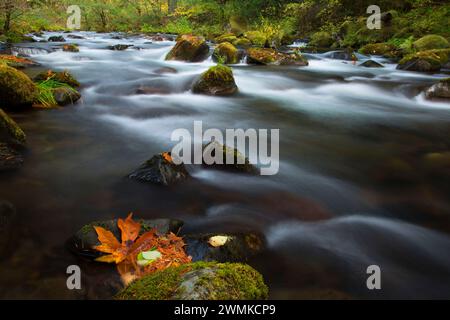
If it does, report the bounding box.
[397,50,444,72]
[192,65,238,96]
[68,218,184,259]
[0,55,39,69]
[0,109,26,147]
[34,70,80,88]
[185,233,265,263]
[0,65,39,109]
[246,48,308,66]
[165,35,210,62]
[244,31,267,47]
[359,43,397,56]
[213,42,241,64]
[425,78,450,100]
[202,141,257,174]
[115,262,269,300]
[63,44,79,52]
[215,33,238,44]
[309,31,334,48]
[52,87,82,106]
[128,152,190,186]
[413,35,449,51]
[233,37,252,48]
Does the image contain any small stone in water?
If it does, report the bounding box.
[208,236,229,247]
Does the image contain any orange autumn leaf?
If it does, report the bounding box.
[162,152,173,163]
[118,213,140,244]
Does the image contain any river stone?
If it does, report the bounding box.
[68,218,184,259]
[212,42,241,64]
[115,262,269,300]
[108,44,132,51]
[0,200,16,256]
[184,232,265,263]
[52,87,81,106]
[202,141,258,174]
[425,78,450,100]
[397,56,441,73]
[165,35,210,62]
[62,44,79,52]
[48,36,65,42]
[0,109,26,147]
[67,34,85,39]
[192,64,238,96]
[154,67,178,74]
[128,153,190,186]
[246,48,308,66]
[323,50,358,61]
[0,65,39,109]
[360,60,384,68]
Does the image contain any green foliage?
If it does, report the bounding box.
[36,78,77,108]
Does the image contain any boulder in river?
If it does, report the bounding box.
[323,50,358,61]
[67,34,85,40]
[0,109,26,147]
[68,218,184,259]
[34,70,80,88]
[115,262,269,300]
[215,33,238,44]
[202,141,258,174]
[48,36,65,42]
[397,51,443,73]
[359,60,384,68]
[0,65,39,110]
[425,78,450,100]
[108,44,132,51]
[192,64,238,96]
[62,44,79,52]
[0,54,39,69]
[246,48,308,66]
[413,35,449,52]
[165,35,210,62]
[212,42,241,64]
[0,143,24,171]
[128,152,190,186]
[184,232,265,263]
[52,87,82,106]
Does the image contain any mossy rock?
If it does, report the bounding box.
[213,42,240,64]
[34,70,80,88]
[62,44,79,52]
[68,218,184,259]
[192,64,238,96]
[0,109,26,147]
[244,31,267,47]
[247,48,308,66]
[165,35,210,62]
[0,65,39,109]
[215,33,238,44]
[397,50,446,72]
[115,262,269,300]
[425,78,450,100]
[128,152,190,186]
[233,37,252,48]
[359,43,397,56]
[309,31,334,48]
[202,141,257,174]
[0,55,39,69]
[52,87,81,106]
[413,35,449,51]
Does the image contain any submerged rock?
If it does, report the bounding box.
[128,152,190,186]
[165,35,210,62]
[34,70,80,88]
[62,44,79,52]
[67,34,85,39]
[425,78,450,100]
[108,44,132,51]
[202,141,258,174]
[0,109,26,147]
[0,65,39,109]
[115,262,269,300]
[52,87,81,106]
[0,143,24,171]
[48,36,65,42]
[192,64,238,96]
[68,218,184,259]
[213,42,241,64]
[359,60,384,68]
[323,50,358,61]
[185,233,265,263]
[397,54,441,72]
[154,67,178,75]
[246,48,308,66]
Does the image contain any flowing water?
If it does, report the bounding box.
[1,31,450,299]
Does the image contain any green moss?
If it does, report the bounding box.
[0,65,39,109]
[244,31,267,47]
[399,49,450,66]
[247,48,277,64]
[215,33,238,44]
[63,44,79,52]
[310,31,333,48]
[213,42,239,64]
[166,35,209,62]
[0,108,26,146]
[116,262,269,300]
[202,64,234,83]
[233,38,252,48]
[413,35,449,51]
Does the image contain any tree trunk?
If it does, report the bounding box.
[168,0,177,14]
[3,11,11,33]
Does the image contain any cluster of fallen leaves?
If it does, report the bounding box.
[93,213,191,285]
[0,54,35,65]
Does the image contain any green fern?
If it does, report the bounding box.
[36,77,77,108]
